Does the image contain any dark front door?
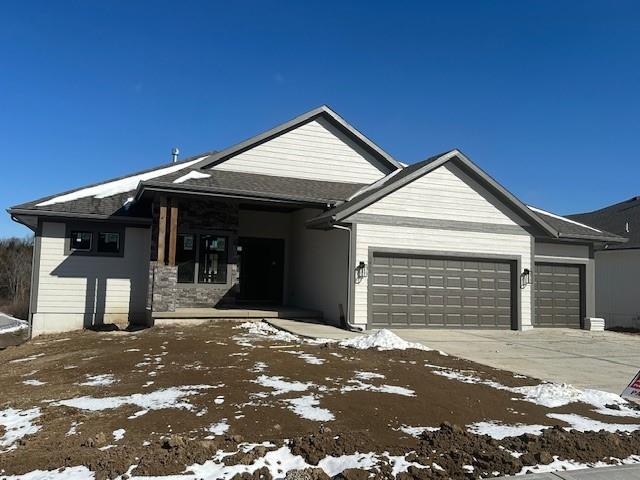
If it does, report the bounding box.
[239,237,284,304]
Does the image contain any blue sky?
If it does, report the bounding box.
[2,1,639,237]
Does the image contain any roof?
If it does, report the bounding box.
[568,196,640,249]
[10,166,365,219]
[307,150,626,244]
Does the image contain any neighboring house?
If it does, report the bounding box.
[570,197,640,329]
[8,106,626,336]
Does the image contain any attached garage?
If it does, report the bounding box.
[534,263,584,328]
[369,252,516,329]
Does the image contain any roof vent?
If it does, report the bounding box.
[171,147,180,163]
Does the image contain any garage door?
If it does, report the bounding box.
[534,263,582,328]
[370,253,514,328]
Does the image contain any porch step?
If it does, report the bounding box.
[151,307,323,320]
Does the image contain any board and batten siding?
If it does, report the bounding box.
[32,222,151,335]
[351,164,534,329]
[213,117,390,184]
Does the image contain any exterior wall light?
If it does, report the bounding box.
[520,268,531,288]
[355,261,367,283]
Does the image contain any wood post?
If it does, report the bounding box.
[168,199,178,267]
[157,196,167,264]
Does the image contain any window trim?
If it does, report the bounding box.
[69,230,93,252]
[64,222,125,257]
[175,229,232,287]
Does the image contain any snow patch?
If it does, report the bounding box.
[52,385,215,416]
[547,413,640,433]
[398,425,440,437]
[173,170,211,184]
[36,157,205,206]
[10,353,45,363]
[467,421,548,440]
[252,375,313,396]
[205,419,230,437]
[79,374,117,387]
[341,379,415,397]
[286,395,335,422]
[22,379,46,386]
[354,371,385,380]
[234,321,299,343]
[339,329,432,351]
[284,350,325,365]
[112,429,125,441]
[0,407,41,452]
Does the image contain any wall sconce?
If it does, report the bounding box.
[355,261,367,283]
[520,268,531,289]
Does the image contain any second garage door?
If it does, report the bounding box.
[534,263,583,328]
[370,253,514,328]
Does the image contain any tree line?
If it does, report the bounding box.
[0,237,33,319]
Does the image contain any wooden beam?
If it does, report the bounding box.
[168,199,178,267]
[157,196,167,264]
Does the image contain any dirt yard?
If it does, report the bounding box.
[1,321,640,480]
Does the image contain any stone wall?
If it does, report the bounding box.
[148,197,240,312]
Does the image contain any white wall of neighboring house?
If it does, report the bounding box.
[352,164,534,329]
[288,209,349,325]
[31,222,150,336]
[594,249,640,329]
[213,117,390,184]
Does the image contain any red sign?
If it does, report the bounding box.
[622,370,640,404]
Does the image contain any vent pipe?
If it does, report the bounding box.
[171,147,180,163]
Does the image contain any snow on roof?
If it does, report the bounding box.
[527,205,602,233]
[173,170,211,184]
[36,157,207,207]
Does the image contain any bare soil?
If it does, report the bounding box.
[1,321,639,479]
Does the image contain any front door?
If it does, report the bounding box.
[238,237,284,304]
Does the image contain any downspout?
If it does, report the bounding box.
[331,223,363,332]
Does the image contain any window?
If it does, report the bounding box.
[177,234,196,283]
[98,232,120,254]
[198,235,228,284]
[70,231,92,251]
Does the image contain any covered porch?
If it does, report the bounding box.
[144,190,350,326]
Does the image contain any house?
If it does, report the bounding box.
[8,106,626,336]
[570,197,640,329]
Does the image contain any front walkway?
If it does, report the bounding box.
[268,320,640,394]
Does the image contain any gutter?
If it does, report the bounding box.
[331,224,363,332]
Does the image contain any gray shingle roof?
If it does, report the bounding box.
[568,197,640,249]
[527,207,625,243]
[10,165,365,219]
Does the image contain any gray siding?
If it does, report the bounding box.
[214,117,387,184]
[32,221,150,335]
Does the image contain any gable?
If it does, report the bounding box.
[212,117,390,184]
[358,163,530,227]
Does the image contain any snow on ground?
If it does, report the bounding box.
[51,385,217,417]
[10,353,45,363]
[0,315,28,334]
[466,421,548,440]
[354,371,385,380]
[286,395,335,422]
[283,350,325,365]
[547,413,640,433]
[252,375,314,396]
[205,419,230,437]
[339,329,432,351]
[341,379,415,397]
[250,362,268,373]
[22,379,47,386]
[173,170,211,184]
[397,425,440,437]
[0,407,41,453]
[518,454,640,475]
[79,374,117,387]
[112,429,125,441]
[233,321,300,343]
[36,157,206,206]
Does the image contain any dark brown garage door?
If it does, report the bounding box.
[534,263,583,328]
[369,253,514,328]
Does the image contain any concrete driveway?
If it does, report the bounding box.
[394,328,640,394]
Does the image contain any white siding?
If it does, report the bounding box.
[214,117,388,184]
[32,222,150,335]
[594,249,640,329]
[288,209,349,324]
[353,224,532,329]
[360,164,527,225]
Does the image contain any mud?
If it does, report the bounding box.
[0,321,639,478]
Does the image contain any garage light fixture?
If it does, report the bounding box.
[520,268,531,288]
[355,261,367,283]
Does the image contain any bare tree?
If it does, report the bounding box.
[0,237,33,318]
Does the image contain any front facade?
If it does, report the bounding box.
[9,106,625,336]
